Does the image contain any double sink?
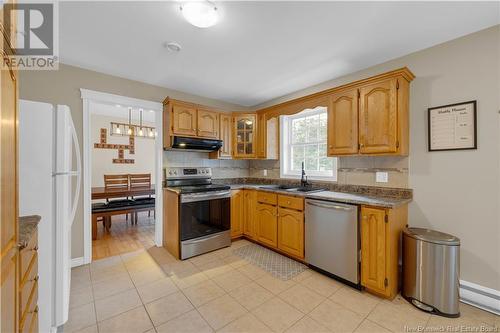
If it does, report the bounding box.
[257,184,325,193]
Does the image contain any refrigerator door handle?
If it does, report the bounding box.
[68,113,81,226]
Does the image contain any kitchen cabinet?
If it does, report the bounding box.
[243,190,257,238]
[256,202,278,248]
[197,109,219,138]
[277,207,304,259]
[230,190,244,238]
[1,15,19,333]
[359,78,399,154]
[219,113,232,158]
[256,113,266,158]
[19,230,38,333]
[163,189,180,259]
[163,98,226,149]
[328,88,359,155]
[233,114,257,158]
[360,204,408,299]
[172,103,197,137]
[256,114,279,160]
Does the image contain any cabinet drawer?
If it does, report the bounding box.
[20,231,38,284]
[256,191,277,205]
[20,279,38,324]
[20,282,38,332]
[20,258,38,317]
[28,308,38,333]
[278,195,304,211]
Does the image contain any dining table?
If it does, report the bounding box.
[91,184,155,200]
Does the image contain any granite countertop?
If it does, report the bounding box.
[227,184,410,208]
[165,181,411,208]
[19,215,40,248]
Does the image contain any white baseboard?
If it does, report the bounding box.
[71,257,85,268]
[460,280,500,315]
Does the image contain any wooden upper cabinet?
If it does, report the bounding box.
[172,104,197,137]
[256,113,266,158]
[360,206,387,296]
[218,113,232,158]
[233,114,257,158]
[359,78,399,154]
[197,109,219,138]
[328,89,359,156]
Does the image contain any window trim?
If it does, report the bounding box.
[280,107,337,182]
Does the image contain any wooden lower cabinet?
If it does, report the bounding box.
[230,190,244,238]
[19,230,38,333]
[256,203,278,247]
[277,207,304,259]
[243,190,257,238]
[360,205,407,299]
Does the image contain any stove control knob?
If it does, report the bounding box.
[168,170,172,175]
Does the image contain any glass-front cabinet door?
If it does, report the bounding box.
[233,114,256,158]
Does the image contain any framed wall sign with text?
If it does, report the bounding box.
[428,100,477,151]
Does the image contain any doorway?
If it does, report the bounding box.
[81,89,163,264]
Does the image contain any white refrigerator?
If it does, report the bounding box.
[19,100,81,333]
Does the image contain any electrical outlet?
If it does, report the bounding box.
[263,169,268,176]
[376,172,389,183]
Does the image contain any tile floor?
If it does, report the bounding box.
[67,240,499,333]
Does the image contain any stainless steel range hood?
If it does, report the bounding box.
[166,136,223,152]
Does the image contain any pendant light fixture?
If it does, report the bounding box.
[138,109,144,137]
[180,1,218,28]
[127,107,133,135]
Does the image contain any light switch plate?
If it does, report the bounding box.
[263,169,268,176]
[376,172,389,183]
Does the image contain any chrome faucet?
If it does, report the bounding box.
[300,162,310,187]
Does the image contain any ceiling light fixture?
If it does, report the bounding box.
[180,1,218,28]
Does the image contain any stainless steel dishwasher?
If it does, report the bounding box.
[305,199,360,287]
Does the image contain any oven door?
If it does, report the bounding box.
[179,191,231,241]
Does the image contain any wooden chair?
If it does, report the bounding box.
[129,173,155,221]
[104,174,132,224]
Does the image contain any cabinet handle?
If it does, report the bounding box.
[329,145,333,149]
[32,275,39,282]
[30,306,39,314]
[33,246,38,251]
[287,201,291,205]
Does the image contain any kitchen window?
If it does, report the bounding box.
[280,106,337,181]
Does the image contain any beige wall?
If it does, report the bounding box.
[255,26,500,290]
[19,64,250,259]
[91,115,156,187]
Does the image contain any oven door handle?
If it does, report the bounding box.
[181,190,231,203]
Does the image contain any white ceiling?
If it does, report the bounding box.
[60,1,499,107]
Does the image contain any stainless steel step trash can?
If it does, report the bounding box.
[402,227,460,317]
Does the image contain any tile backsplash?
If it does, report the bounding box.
[164,151,409,188]
[163,151,249,179]
[249,156,409,188]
